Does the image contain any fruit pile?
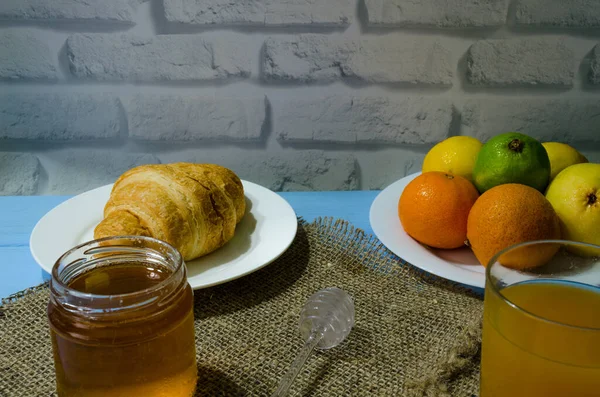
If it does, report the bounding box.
[398,132,600,269]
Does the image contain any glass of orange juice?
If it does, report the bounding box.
[480,240,600,397]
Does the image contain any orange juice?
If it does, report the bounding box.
[481,280,600,397]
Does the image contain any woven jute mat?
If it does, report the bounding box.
[1,218,483,396]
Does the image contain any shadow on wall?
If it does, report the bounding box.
[580,48,600,92]
[0,20,134,33]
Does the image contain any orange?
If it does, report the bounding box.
[467,183,561,269]
[398,172,479,249]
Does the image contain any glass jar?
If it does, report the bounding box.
[48,236,197,397]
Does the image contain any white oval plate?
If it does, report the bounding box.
[30,180,298,290]
[370,172,485,289]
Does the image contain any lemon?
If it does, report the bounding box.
[472,132,551,193]
[542,142,588,181]
[422,136,483,182]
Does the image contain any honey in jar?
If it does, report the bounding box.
[47,236,197,397]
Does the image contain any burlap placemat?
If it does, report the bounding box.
[1,218,483,396]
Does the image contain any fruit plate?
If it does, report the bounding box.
[370,172,486,289]
[30,180,298,290]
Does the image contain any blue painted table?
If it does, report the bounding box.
[0,191,381,298]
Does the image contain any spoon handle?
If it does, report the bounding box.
[271,328,324,397]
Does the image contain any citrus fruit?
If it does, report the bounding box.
[422,136,483,182]
[545,163,600,257]
[398,171,479,249]
[472,132,551,193]
[467,183,561,269]
[542,142,588,181]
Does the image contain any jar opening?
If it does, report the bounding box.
[50,235,186,316]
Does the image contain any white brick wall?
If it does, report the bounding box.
[125,95,267,141]
[66,34,253,81]
[0,29,57,81]
[0,1,136,24]
[514,0,600,27]
[466,38,574,87]
[0,94,122,139]
[365,0,510,28]
[164,0,354,26]
[276,96,452,144]
[262,35,454,85]
[0,0,599,195]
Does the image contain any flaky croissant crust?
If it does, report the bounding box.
[94,163,245,261]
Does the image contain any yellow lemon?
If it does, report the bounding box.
[542,142,588,181]
[422,136,483,182]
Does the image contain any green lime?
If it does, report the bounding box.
[472,132,551,193]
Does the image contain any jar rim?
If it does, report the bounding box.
[51,235,185,302]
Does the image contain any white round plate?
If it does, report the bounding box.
[370,172,485,289]
[30,180,298,290]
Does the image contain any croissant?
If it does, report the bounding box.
[94,163,245,261]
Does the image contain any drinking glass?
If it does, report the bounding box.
[480,240,600,397]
